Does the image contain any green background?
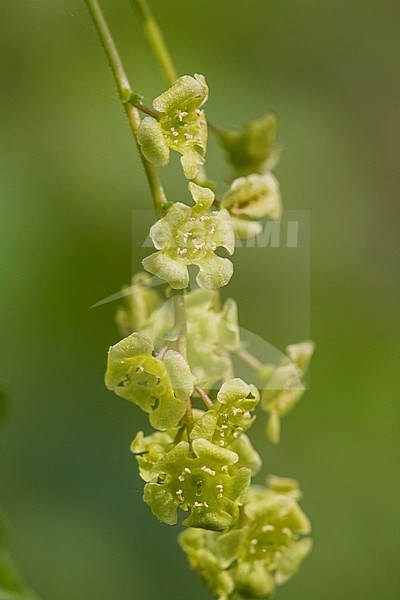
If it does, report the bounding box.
[0,1,398,599]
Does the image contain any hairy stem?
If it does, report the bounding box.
[130,0,178,87]
[85,0,167,214]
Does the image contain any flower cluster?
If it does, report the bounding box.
[104,70,315,600]
[179,476,312,600]
[130,379,260,531]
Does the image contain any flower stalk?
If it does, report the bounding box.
[85,0,167,214]
[130,0,178,86]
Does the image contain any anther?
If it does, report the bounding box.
[201,466,216,476]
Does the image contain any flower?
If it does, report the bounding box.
[142,182,235,290]
[217,112,279,180]
[191,378,260,448]
[137,74,208,179]
[143,437,251,531]
[105,332,194,430]
[221,173,282,240]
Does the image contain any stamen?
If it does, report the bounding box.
[201,466,216,476]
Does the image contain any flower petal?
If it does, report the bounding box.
[142,251,189,289]
[180,149,204,180]
[137,116,170,166]
[189,181,215,211]
[196,255,233,290]
[153,74,208,113]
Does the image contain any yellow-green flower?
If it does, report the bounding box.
[221,173,282,240]
[137,74,208,179]
[143,183,235,290]
[105,332,194,430]
[191,378,260,448]
[144,437,251,531]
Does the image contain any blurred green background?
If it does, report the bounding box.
[1,1,398,599]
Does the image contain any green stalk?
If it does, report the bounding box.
[130,0,178,87]
[172,290,193,434]
[85,0,167,214]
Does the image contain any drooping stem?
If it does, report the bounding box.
[172,289,193,434]
[130,0,178,87]
[85,0,167,214]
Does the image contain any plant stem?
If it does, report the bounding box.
[236,348,263,371]
[85,0,167,214]
[132,101,161,119]
[130,0,178,87]
[172,290,187,358]
[172,289,193,434]
[194,385,213,409]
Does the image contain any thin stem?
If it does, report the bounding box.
[236,348,263,371]
[156,344,170,360]
[130,0,178,87]
[85,0,167,214]
[194,385,213,410]
[172,290,187,358]
[133,101,161,119]
[172,289,193,434]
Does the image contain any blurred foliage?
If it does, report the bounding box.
[0,1,398,599]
